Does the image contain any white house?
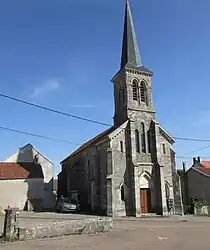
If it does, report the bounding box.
[2,143,56,210]
[0,162,44,213]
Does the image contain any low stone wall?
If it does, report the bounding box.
[194,206,210,216]
[19,217,113,240]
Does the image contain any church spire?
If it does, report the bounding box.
[121,0,142,70]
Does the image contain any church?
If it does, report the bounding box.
[58,1,182,217]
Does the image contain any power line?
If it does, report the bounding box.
[173,137,210,142]
[176,156,210,159]
[0,93,110,127]
[2,92,210,144]
[0,125,80,145]
[1,125,210,160]
[182,144,210,156]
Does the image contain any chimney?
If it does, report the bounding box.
[193,157,196,164]
[182,162,186,174]
[197,157,201,163]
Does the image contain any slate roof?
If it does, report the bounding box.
[0,162,44,180]
[121,0,141,70]
[61,126,116,163]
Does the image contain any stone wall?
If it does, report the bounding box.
[62,139,110,214]
[2,209,113,241]
[194,206,210,216]
[19,217,113,241]
[109,125,127,217]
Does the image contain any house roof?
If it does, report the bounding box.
[0,162,44,180]
[200,161,210,168]
[61,126,116,163]
[3,143,53,165]
[192,167,210,177]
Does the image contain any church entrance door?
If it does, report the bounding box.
[140,188,151,214]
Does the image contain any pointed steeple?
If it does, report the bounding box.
[121,0,142,69]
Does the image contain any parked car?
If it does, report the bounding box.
[56,196,80,213]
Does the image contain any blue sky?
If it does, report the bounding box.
[1,0,210,175]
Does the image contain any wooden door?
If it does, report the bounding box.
[140,189,150,214]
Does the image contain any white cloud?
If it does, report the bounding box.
[30,79,60,99]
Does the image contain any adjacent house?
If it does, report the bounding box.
[58,1,183,217]
[0,162,44,213]
[182,157,210,208]
[53,178,58,195]
[2,143,55,210]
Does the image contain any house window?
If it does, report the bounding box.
[34,154,38,164]
[135,129,140,153]
[140,122,146,153]
[132,80,138,101]
[140,81,147,104]
[120,141,124,152]
[121,184,125,201]
[162,143,166,155]
[147,130,151,153]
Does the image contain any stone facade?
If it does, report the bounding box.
[59,1,182,217]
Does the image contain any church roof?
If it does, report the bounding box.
[61,126,116,163]
[121,0,141,70]
[159,125,175,144]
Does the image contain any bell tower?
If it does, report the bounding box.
[112,0,155,127]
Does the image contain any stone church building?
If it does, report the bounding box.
[59,1,182,217]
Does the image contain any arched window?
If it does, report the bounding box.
[135,129,140,153]
[147,130,151,153]
[140,122,146,153]
[132,80,138,101]
[121,184,125,201]
[140,81,147,104]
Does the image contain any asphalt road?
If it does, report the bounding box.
[1,218,210,250]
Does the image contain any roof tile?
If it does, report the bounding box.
[0,162,44,180]
[200,161,210,168]
[61,126,116,163]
